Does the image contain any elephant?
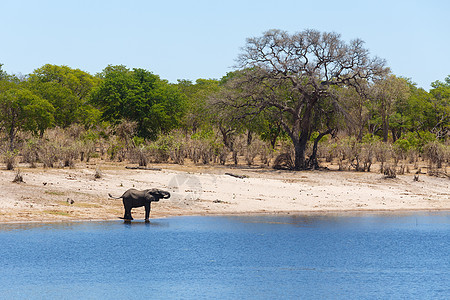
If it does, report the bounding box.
[109,188,170,222]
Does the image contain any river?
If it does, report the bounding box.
[0,212,449,299]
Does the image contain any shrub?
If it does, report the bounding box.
[355,135,381,172]
[218,145,229,165]
[357,143,374,172]
[383,165,397,178]
[335,136,358,171]
[393,139,410,165]
[61,143,79,168]
[130,144,150,166]
[3,150,18,170]
[94,168,102,179]
[35,127,80,168]
[272,139,294,169]
[374,141,393,173]
[168,131,186,165]
[259,141,273,166]
[80,130,101,162]
[38,139,58,168]
[12,169,24,183]
[115,120,137,150]
[189,130,221,165]
[21,138,40,167]
[230,135,245,165]
[273,153,294,170]
[424,141,447,170]
[149,135,172,163]
[245,140,261,165]
[402,131,436,153]
[107,137,127,162]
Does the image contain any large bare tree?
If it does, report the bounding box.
[218,29,388,170]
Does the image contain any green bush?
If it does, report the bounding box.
[149,135,173,163]
[401,131,436,153]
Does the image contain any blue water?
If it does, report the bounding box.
[0,213,449,299]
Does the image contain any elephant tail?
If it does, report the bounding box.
[108,193,122,199]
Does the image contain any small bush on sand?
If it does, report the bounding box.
[383,165,397,178]
[12,170,24,183]
[94,168,102,179]
[3,150,18,170]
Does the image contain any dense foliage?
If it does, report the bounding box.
[0,30,448,172]
[27,64,101,127]
[91,65,185,140]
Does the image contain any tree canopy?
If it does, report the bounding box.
[0,83,54,150]
[90,65,186,140]
[27,64,100,127]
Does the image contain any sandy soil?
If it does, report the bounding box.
[1,162,449,223]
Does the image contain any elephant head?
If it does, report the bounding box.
[146,188,171,202]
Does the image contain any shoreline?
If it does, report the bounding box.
[1,162,449,224]
[1,209,449,226]
[0,209,450,226]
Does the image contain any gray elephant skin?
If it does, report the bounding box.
[109,188,170,221]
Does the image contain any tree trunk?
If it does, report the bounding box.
[357,128,363,142]
[233,150,239,165]
[391,128,401,142]
[382,115,389,142]
[270,136,277,149]
[267,123,281,149]
[292,139,303,171]
[308,129,333,169]
[219,126,233,150]
[9,121,16,151]
[292,131,309,170]
[247,130,253,146]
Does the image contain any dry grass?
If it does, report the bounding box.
[43,210,71,216]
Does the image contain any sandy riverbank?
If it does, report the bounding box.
[0,162,449,223]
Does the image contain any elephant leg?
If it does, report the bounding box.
[123,203,133,220]
[144,203,151,222]
[123,210,133,220]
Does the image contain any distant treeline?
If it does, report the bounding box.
[0,30,449,172]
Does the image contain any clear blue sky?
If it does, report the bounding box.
[1,0,449,90]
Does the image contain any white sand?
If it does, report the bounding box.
[1,163,449,222]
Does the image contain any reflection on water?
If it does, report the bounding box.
[230,211,450,228]
[0,219,171,232]
[0,212,449,299]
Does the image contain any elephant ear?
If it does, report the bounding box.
[149,188,162,197]
[145,190,156,201]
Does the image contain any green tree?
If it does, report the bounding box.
[91,65,186,139]
[401,81,432,134]
[27,64,100,127]
[336,84,372,140]
[370,75,410,142]
[211,71,268,155]
[0,63,7,80]
[177,78,220,133]
[0,85,54,150]
[429,76,450,139]
[392,78,449,141]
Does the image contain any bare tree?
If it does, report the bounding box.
[217,29,388,170]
